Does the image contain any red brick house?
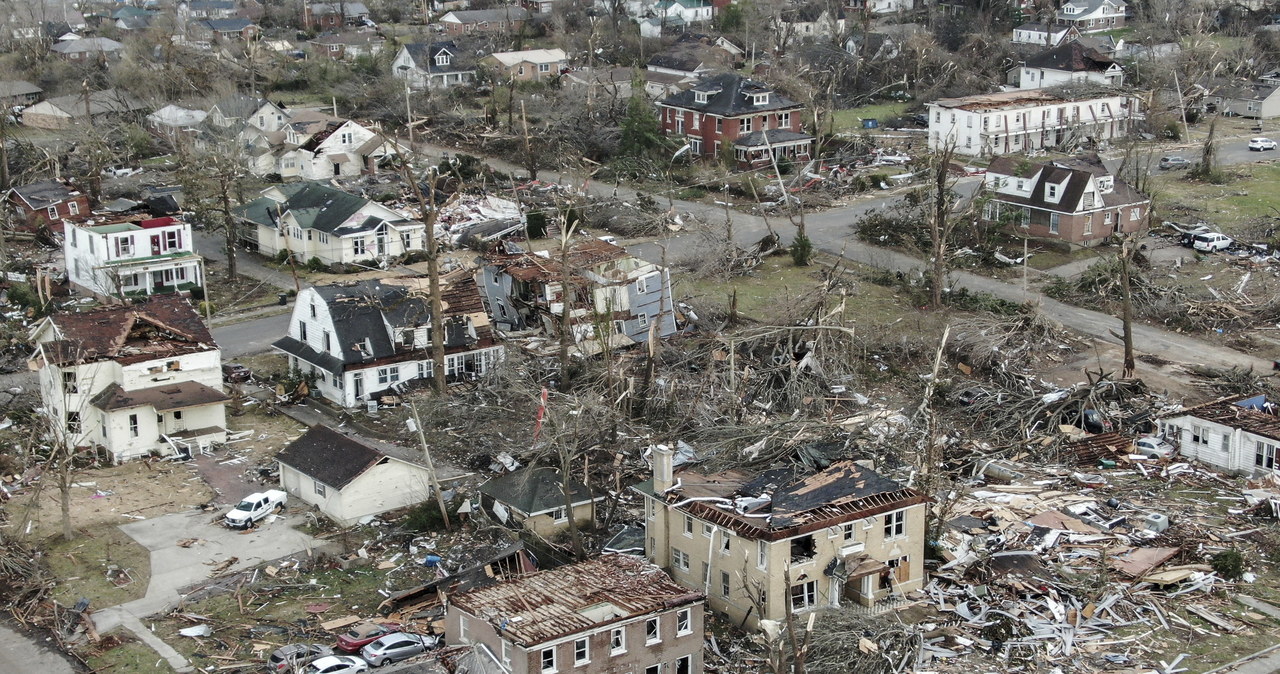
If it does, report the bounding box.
[437,7,530,36]
[6,180,92,232]
[656,73,813,168]
[302,1,370,30]
[982,155,1150,246]
[307,31,385,60]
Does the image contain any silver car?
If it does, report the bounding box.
[1135,436,1176,459]
[360,633,437,667]
[268,644,333,672]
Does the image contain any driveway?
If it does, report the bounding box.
[92,511,332,671]
[0,622,76,674]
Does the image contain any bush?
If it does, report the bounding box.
[273,250,291,264]
[403,501,452,532]
[1211,549,1245,580]
[790,234,814,266]
[306,257,326,272]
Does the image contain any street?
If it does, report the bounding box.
[0,623,76,674]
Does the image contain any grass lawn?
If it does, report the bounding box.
[79,637,158,673]
[1153,162,1280,234]
[831,103,910,133]
[43,527,151,609]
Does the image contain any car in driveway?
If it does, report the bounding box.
[269,644,333,672]
[334,622,401,653]
[1249,137,1278,151]
[1158,156,1191,170]
[222,363,251,383]
[1192,232,1233,252]
[300,655,367,674]
[360,633,437,667]
[1134,436,1176,459]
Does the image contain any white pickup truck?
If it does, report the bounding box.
[223,490,288,529]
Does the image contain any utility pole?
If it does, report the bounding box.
[405,83,414,149]
[409,399,452,530]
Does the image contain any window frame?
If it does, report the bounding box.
[540,646,557,673]
[676,608,692,636]
[883,510,906,540]
[645,616,661,645]
[609,627,626,655]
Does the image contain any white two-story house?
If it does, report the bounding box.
[64,216,204,300]
[272,276,503,408]
[1013,40,1124,90]
[241,111,402,180]
[28,294,228,463]
[1159,394,1280,476]
[927,88,1141,157]
[391,41,475,90]
[234,182,427,266]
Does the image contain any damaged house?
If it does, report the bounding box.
[64,215,205,300]
[633,447,928,629]
[240,111,402,180]
[981,155,1150,245]
[445,554,704,674]
[1159,394,1280,476]
[28,294,229,463]
[272,276,503,408]
[656,73,813,168]
[926,88,1141,157]
[479,239,675,355]
[233,182,426,265]
[477,466,605,538]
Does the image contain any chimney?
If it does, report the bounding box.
[652,444,674,493]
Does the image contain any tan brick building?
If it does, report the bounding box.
[446,555,704,674]
[634,447,928,630]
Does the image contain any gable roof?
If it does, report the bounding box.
[987,155,1149,213]
[210,93,267,120]
[403,41,472,73]
[1025,39,1117,73]
[478,466,598,515]
[38,294,216,367]
[10,180,81,210]
[276,424,388,489]
[450,555,703,648]
[308,1,370,16]
[0,80,42,98]
[200,17,254,31]
[37,88,146,117]
[441,7,530,23]
[234,182,374,233]
[485,48,566,67]
[659,73,802,116]
[50,37,124,54]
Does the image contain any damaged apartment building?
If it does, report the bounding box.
[479,239,675,354]
[633,446,929,629]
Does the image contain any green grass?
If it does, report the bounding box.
[1154,162,1280,234]
[80,637,163,673]
[831,103,909,132]
[43,528,151,609]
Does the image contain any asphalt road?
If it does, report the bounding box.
[213,311,291,358]
[0,622,77,674]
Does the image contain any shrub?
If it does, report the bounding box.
[1211,549,1245,580]
[790,234,814,266]
[273,250,291,264]
[403,501,452,532]
[306,257,326,272]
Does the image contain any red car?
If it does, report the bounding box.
[334,622,400,653]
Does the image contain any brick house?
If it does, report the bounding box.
[634,448,928,630]
[437,7,530,36]
[656,73,812,168]
[308,31,385,60]
[982,155,1150,245]
[7,180,91,231]
[445,555,704,674]
[302,1,370,29]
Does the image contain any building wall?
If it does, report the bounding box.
[253,206,421,264]
[488,58,564,81]
[520,501,596,538]
[1019,67,1116,90]
[447,601,704,674]
[645,495,927,630]
[10,192,91,227]
[659,104,804,158]
[927,93,1139,157]
[65,222,203,298]
[986,201,1148,245]
[279,458,433,526]
[1160,414,1279,475]
[442,17,524,35]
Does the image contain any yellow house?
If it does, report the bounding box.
[633,447,928,630]
[478,466,603,538]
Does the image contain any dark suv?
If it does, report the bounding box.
[222,363,251,383]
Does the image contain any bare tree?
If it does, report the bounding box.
[178,131,252,280]
[402,159,449,395]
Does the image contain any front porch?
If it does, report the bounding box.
[732,129,815,169]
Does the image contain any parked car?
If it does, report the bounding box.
[269,644,334,673]
[1248,137,1278,151]
[335,622,401,653]
[223,489,287,529]
[1134,436,1176,459]
[1192,232,1233,252]
[1158,156,1191,170]
[1062,408,1113,434]
[360,633,437,667]
[102,165,141,178]
[222,363,251,383]
[299,655,368,674]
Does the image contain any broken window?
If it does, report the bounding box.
[610,627,625,654]
[757,539,768,569]
[884,510,906,539]
[671,548,689,571]
[66,412,81,434]
[675,655,692,674]
[552,506,567,523]
[62,370,78,394]
[540,647,555,673]
[789,534,816,563]
[1257,441,1277,469]
[645,617,661,643]
[790,580,817,612]
[676,608,692,635]
[128,414,139,438]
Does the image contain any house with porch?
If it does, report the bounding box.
[391,41,475,90]
[479,239,676,354]
[657,73,812,168]
[28,294,228,463]
[233,182,424,264]
[633,448,928,630]
[982,155,1149,245]
[1055,0,1126,33]
[1159,395,1280,476]
[926,88,1141,157]
[64,216,204,300]
[271,276,503,407]
[241,112,401,180]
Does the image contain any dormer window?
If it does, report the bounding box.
[1097,176,1114,192]
[1047,184,1058,199]
[435,52,450,66]
[752,93,770,105]
[694,91,709,104]
[1016,179,1027,191]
